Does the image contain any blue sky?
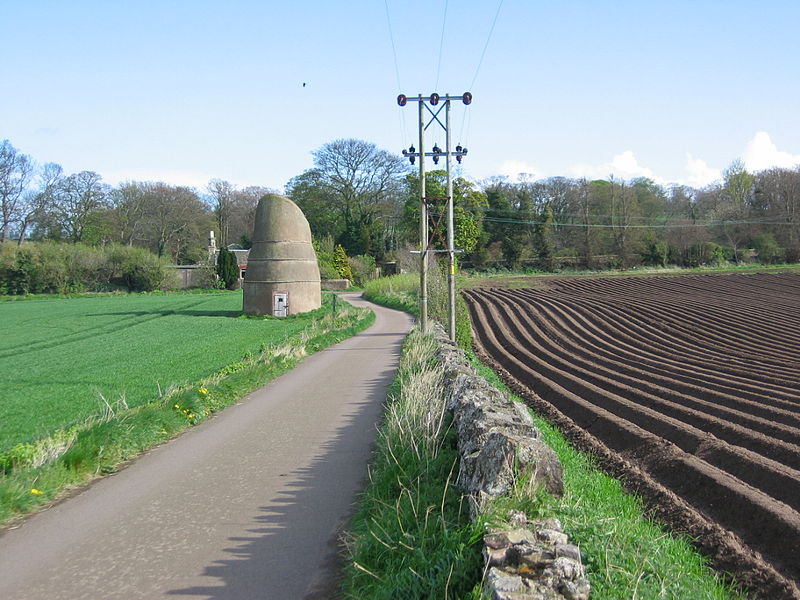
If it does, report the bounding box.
[2,1,799,192]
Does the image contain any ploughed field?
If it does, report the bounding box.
[463,272,800,599]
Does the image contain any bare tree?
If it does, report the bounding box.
[207,179,236,247]
[109,181,150,246]
[0,140,35,241]
[16,162,64,244]
[141,183,210,261]
[229,186,273,247]
[48,171,109,242]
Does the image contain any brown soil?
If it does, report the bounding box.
[464,272,800,600]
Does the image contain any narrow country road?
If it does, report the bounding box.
[0,294,412,600]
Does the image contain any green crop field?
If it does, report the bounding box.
[0,291,314,451]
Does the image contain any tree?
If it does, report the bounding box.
[49,171,109,242]
[12,162,63,244]
[534,202,556,271]
[289,139,408,260]
[207,179,236,247]
[0,140,35,241]
[483,181,528,268]
[109,181,150,246]
[216,247,239,289]
[401,171,487,260]
[141,183,209,262]
[229,186,273,248]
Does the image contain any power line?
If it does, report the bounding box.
[460,0,503,144]
[427,210,796,229]
[434,0,449,90]
[383,0,403,93]
[469,0,504,90]
[383,0,408,146]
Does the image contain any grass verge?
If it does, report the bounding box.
[0,295,374,527]
[469,352,745,600]
[363,273,419,315]
[341,328,484,599]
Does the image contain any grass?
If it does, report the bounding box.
[363,273,419,315]
[363,271,472,349]
[0,290,319,451]
[0,292,374,525]
[342,328,484,599]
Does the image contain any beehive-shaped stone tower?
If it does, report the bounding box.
[243,194,321,316]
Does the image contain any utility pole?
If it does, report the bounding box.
[398,92,471,339]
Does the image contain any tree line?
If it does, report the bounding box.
[0,139,273,264]
[3,137,800,276]
[288,140,800,270]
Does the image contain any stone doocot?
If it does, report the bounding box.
[243,194,321,316]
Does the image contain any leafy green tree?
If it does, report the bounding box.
[287,139,408,261]
[402,171,487,263]
[641,232,669,267]
[751,232,783,264]
[482,181,528,268]
[216,247,239,289]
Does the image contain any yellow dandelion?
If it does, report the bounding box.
[30,489,44,495]
[198,387,208,395]
[174,404,180,409]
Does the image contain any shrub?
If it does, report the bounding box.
[333,244,354,281]
[751,233,783,264]
[119,247,167,292]
[0,242,168,294]
[313,236,338,280]
[641,235,669,267]
[216,248,239,290]
[348,254,377,286]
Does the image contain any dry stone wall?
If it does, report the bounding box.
[430,325,591,600]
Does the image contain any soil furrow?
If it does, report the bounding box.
[463,272,800,597]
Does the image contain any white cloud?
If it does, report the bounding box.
[684,154,721,188]
[100,169,216,189]
[496,160,541,181]
[568,151,663,183]
[744,131,800,171]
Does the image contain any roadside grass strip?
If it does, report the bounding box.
[469,353,745,600]
[342,328,485,599]
[363,273,419,315]
[0,294,374,526]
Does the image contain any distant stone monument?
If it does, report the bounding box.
[243,194,321,316]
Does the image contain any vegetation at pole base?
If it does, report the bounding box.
[0,292,373,525]
[215,247,239,289]
[342,328,483,599]
[363,267,473,350]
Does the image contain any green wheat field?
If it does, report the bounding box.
[0,291,310,451]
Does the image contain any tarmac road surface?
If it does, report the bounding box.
[0,293,412,600]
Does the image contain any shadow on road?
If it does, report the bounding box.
[166,356,402,600]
